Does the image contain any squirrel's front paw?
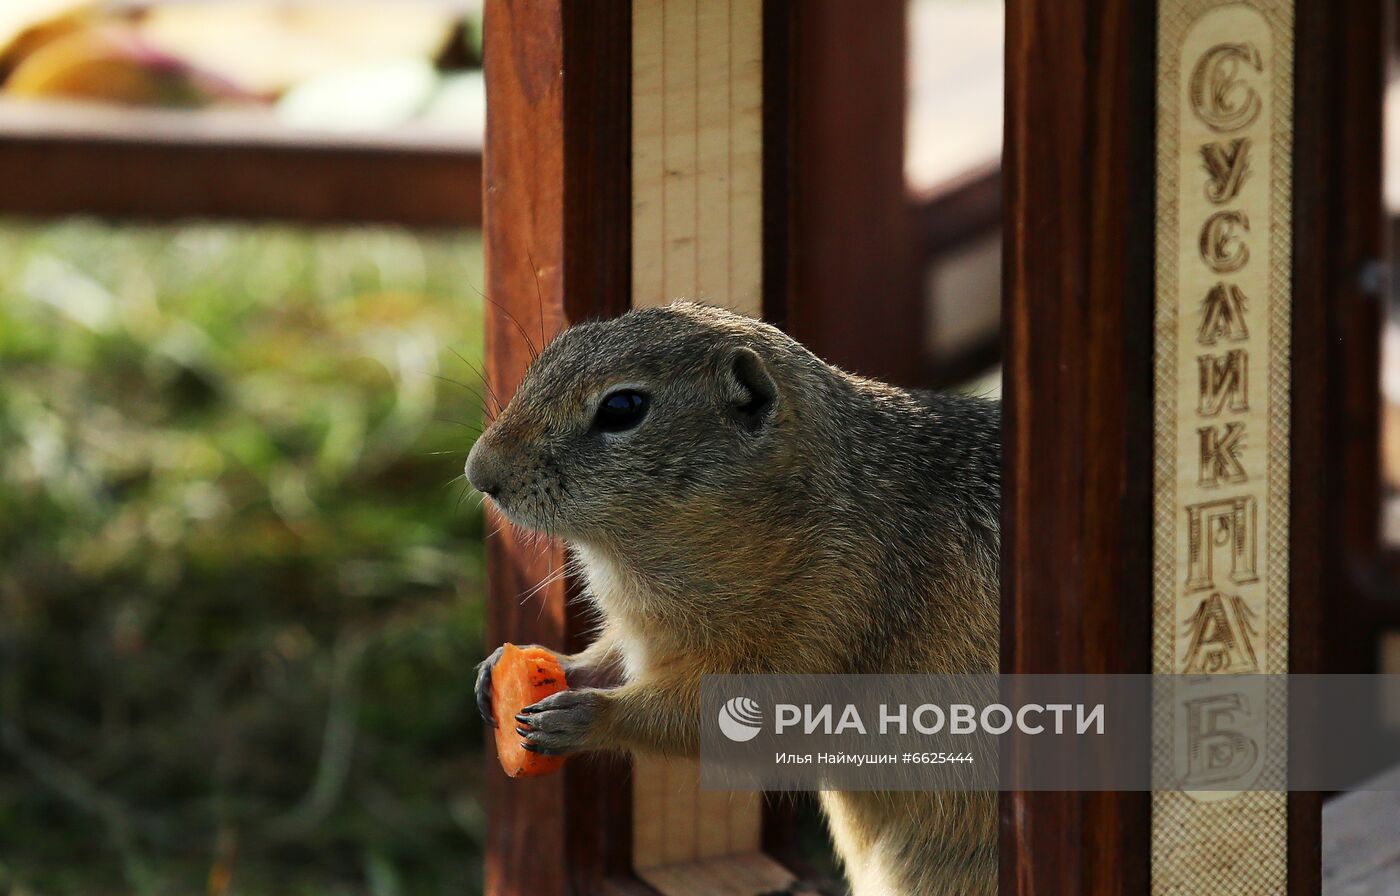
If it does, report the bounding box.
[474,644,507,727]
[515,688,608,756]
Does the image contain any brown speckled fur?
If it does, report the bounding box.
[469,303,998,895]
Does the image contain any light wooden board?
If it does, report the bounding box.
[637,851,797,896]
[1152,1,1294,892]
[629,0,767,878]
[632,0,762,314]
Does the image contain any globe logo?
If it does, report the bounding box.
[718,696,764,742]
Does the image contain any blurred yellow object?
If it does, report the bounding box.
[0,0,96,73]
[6,25,249,107]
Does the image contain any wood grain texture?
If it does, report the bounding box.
[629,0,767,874]
[726,791,763,854]
[631,754,668,871]
[1290,0,1385,891]
[0,129,480,226]
[784,0,918,385]
[632,0,763,314]
[1004,0,1365,891]
[1296,0,1386,678]
[660,757,700,866]
[637,852,796,896]
[1000,1,1156,894]
[1150,5,1293,889]
[482,2,636,894]
[633,760,762,868]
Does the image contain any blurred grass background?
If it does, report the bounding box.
[0,220,490,895]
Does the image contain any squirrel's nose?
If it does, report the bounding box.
[465,439,500,497]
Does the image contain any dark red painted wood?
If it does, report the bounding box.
[1004,0,1376,892]
[1297,0,1389,677]
[481,2,636,894]
[1291,0,1387,892]
[0,121,480,226]
[1001,1,1157,893]
[784,0,919,386]
[482,1,802,890]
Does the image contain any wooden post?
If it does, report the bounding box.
[1004,0,1381,892]
[1289,0,1384,886]
[482,1,799,893]
[481,3,633,894]
[1001,0,1156,891]
[785,0,918,386]
[1296,0,1386,679]
[626,0,776,888]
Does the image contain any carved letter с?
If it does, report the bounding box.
[1199,210,1251,273]
[1189,42,1264,133]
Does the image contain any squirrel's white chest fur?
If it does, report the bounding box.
[572,544,654,681]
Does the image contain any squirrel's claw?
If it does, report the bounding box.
[520,741,564,756]
[516,688,604,755]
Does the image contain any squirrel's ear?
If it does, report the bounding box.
[723,347,778,429]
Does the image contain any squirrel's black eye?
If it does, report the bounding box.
[594,390,649,433]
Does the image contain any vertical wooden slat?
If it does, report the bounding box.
[661,0,700,305]
[482,0,803,889]
[633,0,667,307]
[631,758,668,872]
[695,0,732,305]
[1005,0,1355,892]
[482,2,633,894]
[660,757,700,865]
[1290,0,1385,890]
[1001,1,1157,894]
[726,791,763,855]
[785,0,916,385]
[629,0,768,877]
[695,790,733,859]
[1300,0,1386,678]
[730,0,766,311]
[1151,3,1293,890]
[635,0,763,316]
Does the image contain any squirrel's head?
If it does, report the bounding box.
[464,303,810,545]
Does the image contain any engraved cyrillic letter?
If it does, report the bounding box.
[1189,43,1264,133]
[1197,282,1250,345]
[1199,210,1251,273]
[1183,692,1260,785]
[1185,496,1259,592]
[1198,422,1247,487]
[1200,138,1252,203]
[1181,592,1260,673]
[1197,350,1249,416]
[1156,3,1291,888]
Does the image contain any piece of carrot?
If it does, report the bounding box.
[492,643,569,777]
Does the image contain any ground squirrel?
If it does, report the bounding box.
[469,302,999,895]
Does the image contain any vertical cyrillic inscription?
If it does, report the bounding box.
[1154,1,1293,892]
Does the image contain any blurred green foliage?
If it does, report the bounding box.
[0,220,490,895]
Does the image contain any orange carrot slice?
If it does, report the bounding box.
[492,643,569,777]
